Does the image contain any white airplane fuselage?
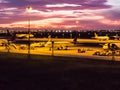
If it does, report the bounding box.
[95,36,109,41]
[45,41,74,50]
[16,34,34,39]
[93,33,109,41]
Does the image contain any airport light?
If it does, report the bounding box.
[75,20,79,38]
[79,33,80,38]
[26,6,32,59]
[75,20,79,30]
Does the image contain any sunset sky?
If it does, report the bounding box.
[0,0,120,30]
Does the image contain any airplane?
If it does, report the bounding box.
[103,43,120,51]
[17,37,78,50]
[44,40,73,50]
[0,30,35,49]
[15,33,34,39]
[93,42,120,56]
[110,34,120,40]
[92,33,109,41]
[25,35,78,50]
[44,35,78,50]
[0,29,14,46]
[0,29,13,40]
[0,39,8,46]
[30,42,46,49]
[0,29,35,41]
[17,35,79,50]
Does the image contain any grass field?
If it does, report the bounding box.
[0,52,120,90]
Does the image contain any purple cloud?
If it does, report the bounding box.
[3,0,111,10]
[0,0,119,30]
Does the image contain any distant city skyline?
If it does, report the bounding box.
[0,0,120,30]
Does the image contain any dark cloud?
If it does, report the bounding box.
[3,0,27,7]
[0,0,112,17]
[3,0,111,10]
[102,9,120,20]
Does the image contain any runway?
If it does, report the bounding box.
[14,38,120,43]
[0,46,120,61]
[14,38,120,48]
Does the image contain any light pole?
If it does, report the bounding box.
[26,6,32,59]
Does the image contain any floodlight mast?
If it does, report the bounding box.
[26,6,32,59]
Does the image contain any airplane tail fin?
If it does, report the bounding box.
[7,30,16,41]
[94,33,98,37]
[106,34,108,36]
[5,29,12,41]
[6,29,11,36]
[48,35,52,42]
[44,35,52,47]
[10,32,16,41]
[116,34,118,37]
[73,37,77,44]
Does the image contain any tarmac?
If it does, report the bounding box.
[0,46,119,61]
